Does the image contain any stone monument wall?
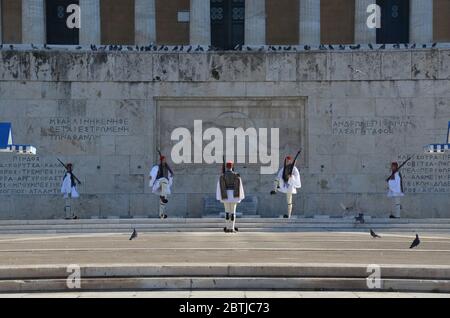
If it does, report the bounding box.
[0,49,449,218]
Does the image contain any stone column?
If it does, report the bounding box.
[245,0,266,45]
[135,0,156,45]
[410,0,433,43]
[190,0,210,45]
[79,0,101,45]
[0,3,3,43]
[22,0,46,44]
[354,0,377,44]
[299,0,321,44]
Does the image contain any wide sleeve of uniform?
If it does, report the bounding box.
[238,177,245,200]
[276,167,283,181]
[61,173,72,195]
[168,170,174,188]
[61,173,79,198]
[149,165,159,188]
[291,167,301,188]
[216,177,222,201]
[388,172,404,197]
[71,186,80,198]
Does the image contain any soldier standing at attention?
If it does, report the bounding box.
[61,163,79,220]
[217,160,245,233]
[387,162,404,218]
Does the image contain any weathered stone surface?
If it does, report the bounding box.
[207,53,266,82]
[29,51,53,81]
[0,51,29,81]
[297,52,328,81]
[329,53,353,81]
[114,175,144,194]
[266,53,297,82]
[152,54,179,81]
[55,52,88,81]
[129,194,159,217]
[86,52,115,81]
[351,52,381,81]
[114,53,153,82]
[98,194,130,217]
[411,51,439,80]
[178,54,208,81]
[439,50,450,80]
[0,49,449,219]
[381,51,412,80]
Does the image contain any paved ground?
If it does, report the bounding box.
[0,291,449,298]
[0,231,449,266]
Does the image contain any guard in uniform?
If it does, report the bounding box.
[387,162,404,218]
[216,161,245,233]
[271,155,301,218]
[61,163,79,220]
[149,155,174,219]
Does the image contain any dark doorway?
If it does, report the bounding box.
[211,0,245,50]
[376,0,409,44]
[46,0,79,44]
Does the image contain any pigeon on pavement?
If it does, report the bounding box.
[410,234,420,249]
[129,228,138,241]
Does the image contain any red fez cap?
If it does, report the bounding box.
[286,156,292,161]
[226,161,234,169]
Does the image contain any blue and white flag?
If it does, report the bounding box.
[0,122,37,155]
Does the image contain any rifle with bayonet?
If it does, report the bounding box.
[57,158,82,185]
[284,149,302,179]
[386,157,412,182]
[222,155,226,174]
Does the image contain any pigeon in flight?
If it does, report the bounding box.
[409,234,420,249]
[129,228,138,241]
[370,229,381,238]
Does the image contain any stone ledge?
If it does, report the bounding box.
[2,46,450,83]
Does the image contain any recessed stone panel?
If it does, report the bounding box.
[156,97,307,215]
